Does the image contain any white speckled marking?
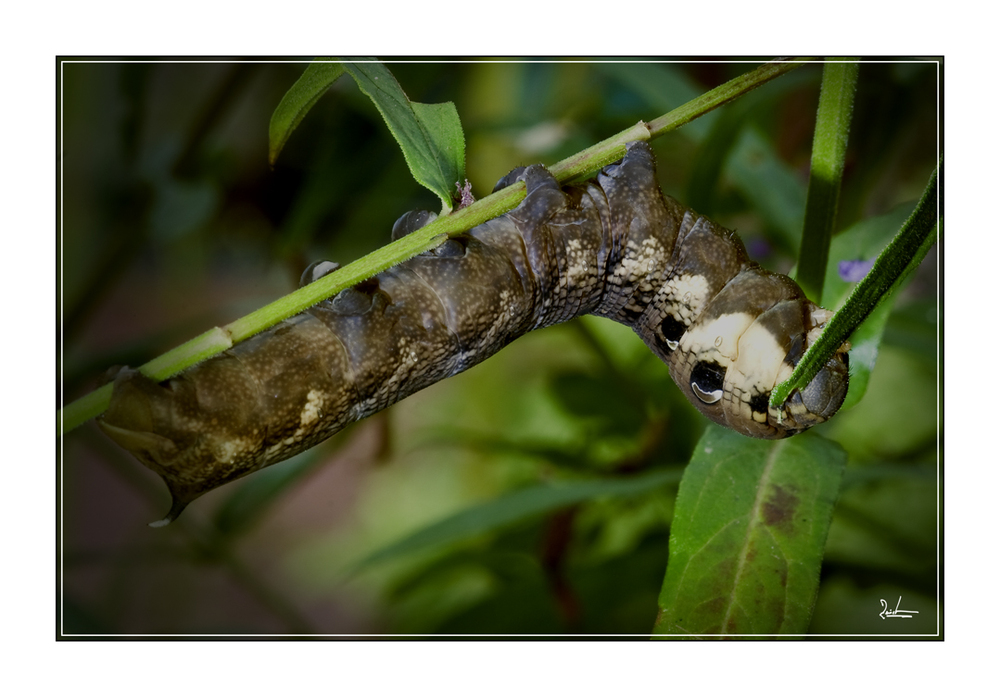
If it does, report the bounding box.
[212,439,251,465]
[563,238,592,285]
[664,274,711,324]
[299,389,324,428]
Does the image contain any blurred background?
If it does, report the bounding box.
[59,58,940,635]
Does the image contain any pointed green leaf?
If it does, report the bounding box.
[342,61,465,211]
[654,426,846,637]
[821,204,919,409]
[353,469,681,572]
[268,58,345,166]
[771,162,940,413]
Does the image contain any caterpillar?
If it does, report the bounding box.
[98,141,850,525]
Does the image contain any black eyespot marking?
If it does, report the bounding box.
[691,361,727,404]
[659,315,686,351]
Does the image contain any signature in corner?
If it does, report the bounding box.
[880,596,920,619]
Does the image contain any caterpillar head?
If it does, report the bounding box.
[671,299,850,439]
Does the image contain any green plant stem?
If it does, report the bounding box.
[797,59,860,301]
[646,57,816,138]
[770,158,941,410]
[554,57,816,183]
[59,57,816,436]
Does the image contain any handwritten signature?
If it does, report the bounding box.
[879,596,920,619]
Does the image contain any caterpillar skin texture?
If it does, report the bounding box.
[99,142,849,525]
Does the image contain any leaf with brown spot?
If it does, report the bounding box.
[762,484,799,530]
[653,425,845,638]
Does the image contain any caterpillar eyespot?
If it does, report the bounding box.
[98,141,849,525]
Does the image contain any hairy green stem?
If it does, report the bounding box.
[770,158,941,410]
[645,57,815,137]
[59,57,815,436]
[797,59,859,301]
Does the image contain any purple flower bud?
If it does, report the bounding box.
[838,258,875,283]
[455,180,475,210]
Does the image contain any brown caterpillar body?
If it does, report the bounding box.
[99,142,849,525]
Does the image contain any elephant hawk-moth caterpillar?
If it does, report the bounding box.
[99,141,850,525]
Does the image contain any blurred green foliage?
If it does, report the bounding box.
[59,58,940,636]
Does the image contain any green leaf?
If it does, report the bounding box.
[342,62,466,212]
[771,162,940,413]
[822,204,915,409]
[352,469,682,572]
[653,426,846,637]
[268,59,345,166]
